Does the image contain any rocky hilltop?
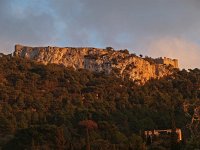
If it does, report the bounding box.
[14,44,178,83]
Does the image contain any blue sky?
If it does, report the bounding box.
[0,0,200,69]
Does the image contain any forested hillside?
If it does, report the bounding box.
[0,54,199,150]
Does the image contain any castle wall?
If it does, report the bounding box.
[154,57,178,68]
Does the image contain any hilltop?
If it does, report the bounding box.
[14,44,178,83]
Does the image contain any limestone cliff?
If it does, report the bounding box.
[14,44,179,83]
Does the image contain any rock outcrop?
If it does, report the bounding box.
[14,44,178,83]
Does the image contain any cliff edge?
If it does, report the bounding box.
[14,44,178,83]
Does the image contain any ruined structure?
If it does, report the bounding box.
[144,129,182,143]
[154,57,178,68]
[14,44,179,83]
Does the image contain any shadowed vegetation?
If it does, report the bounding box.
[0,55,199,149]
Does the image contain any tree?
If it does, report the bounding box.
[79,120,98,150]
[106,47,114,51]
[55,127,66,150]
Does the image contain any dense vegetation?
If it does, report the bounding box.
[0,54,199,150]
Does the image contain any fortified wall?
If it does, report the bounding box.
[14,44,179,84]
[154,57,178,68]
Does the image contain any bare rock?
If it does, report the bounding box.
[14,44,179,84]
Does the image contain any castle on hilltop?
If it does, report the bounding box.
[154,57,178,68]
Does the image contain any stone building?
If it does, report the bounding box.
[154,57,178,68]
[144,128,182,143]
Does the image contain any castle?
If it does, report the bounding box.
[154,57,178,68]
[14,44,179,83]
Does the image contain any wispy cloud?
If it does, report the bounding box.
[0,0,200,68]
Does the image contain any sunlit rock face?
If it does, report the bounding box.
[14,44,178,83]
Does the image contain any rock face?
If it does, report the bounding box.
[14,44,179,83]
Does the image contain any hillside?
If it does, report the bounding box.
[0,54,199,149]
[14,45,178,84]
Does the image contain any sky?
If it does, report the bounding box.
[0,0,200,69]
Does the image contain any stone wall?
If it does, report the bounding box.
[154,57,178,68]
